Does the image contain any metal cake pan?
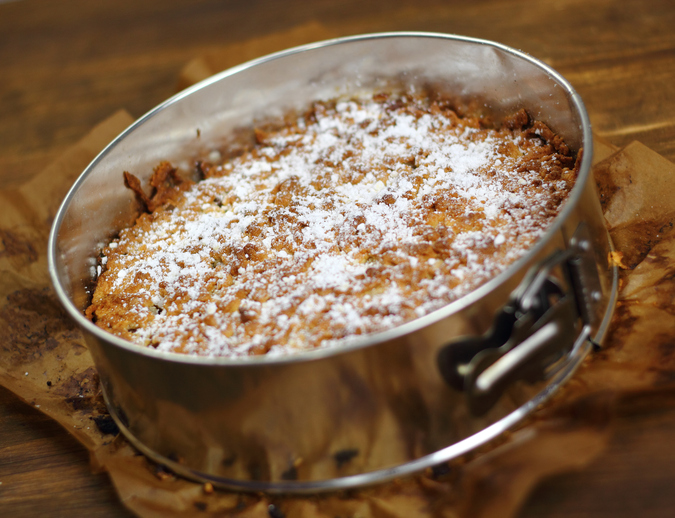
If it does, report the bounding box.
[48,32,618,493]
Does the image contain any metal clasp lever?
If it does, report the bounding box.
[437,223,601,416]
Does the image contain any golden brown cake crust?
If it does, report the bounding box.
[88,92,578,357]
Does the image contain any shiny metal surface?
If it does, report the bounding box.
[48,33,617,492]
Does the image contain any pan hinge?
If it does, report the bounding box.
[437,222,603,416]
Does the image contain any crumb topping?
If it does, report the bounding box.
[88,93,577,357]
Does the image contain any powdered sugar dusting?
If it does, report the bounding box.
[90,92,577,357]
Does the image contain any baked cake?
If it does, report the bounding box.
[86,91,578,357]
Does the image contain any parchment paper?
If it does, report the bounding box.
[2,23,675,518]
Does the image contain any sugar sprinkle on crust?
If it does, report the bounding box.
[88,93,577,357]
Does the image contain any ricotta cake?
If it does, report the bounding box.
[86,91,579,357]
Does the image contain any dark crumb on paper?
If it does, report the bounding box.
[268,503,285,518]
[333,448,359,468]
[222,453,237,467]
[430,462,452,479]
[338,488,359,500]
[54,366,100,399]
[193,501,208,511]
[280,465,298,480]
[63,396,85,410]
[168,452,184,464]
[155,464,174,481]
[91,414,120,436]
[247,461,264,481]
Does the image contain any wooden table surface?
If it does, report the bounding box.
[2,0,675,516]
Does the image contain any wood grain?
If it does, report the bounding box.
[0,385,132,517]
[1,0,675,516]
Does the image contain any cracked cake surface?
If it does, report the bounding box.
[86,91,578,357]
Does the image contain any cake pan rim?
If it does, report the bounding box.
[48,31,596,366]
